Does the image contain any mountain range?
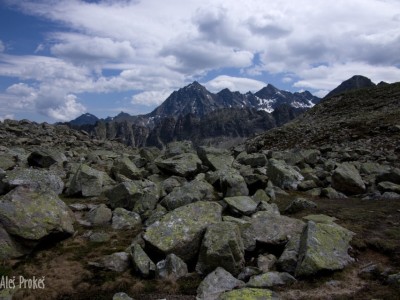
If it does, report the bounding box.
[68,75,376,148]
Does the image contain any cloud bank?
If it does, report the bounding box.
[1,0,400,120]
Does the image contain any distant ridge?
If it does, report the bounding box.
[324,75,376,99]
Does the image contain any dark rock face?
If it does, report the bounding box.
[324,75,376,99]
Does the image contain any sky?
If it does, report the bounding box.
[0,0,399,123]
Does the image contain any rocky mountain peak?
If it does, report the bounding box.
[324,75,376,99]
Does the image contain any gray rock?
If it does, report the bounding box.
[27,149,67,168]
[1,168,64,195]
[0,153,16,170]
[66,164,114,197]
[164,140,195,158]
[156,253,188,280]
[284,197,317,214]
[252,189,271,204]
[111,156,142,180]
[217,288,281,300]
[143,201,222,261]
[321,187,347,199]
[196,267,245,300]
[360,162,391,175]
[87,204,112,226]
[224,196,258,216]
[161,179,218,211]
[247,271,296,288]
[295,221,355,276]
[88,231,111,243]
[380,192,400,200]
[267,159,304,190]
[130,243,155,278]
[197,146,234,171]
[236,152,267,168]
[376,168,400,184]
[155,153,202,177]
[219,168,249,197]
[0,186,74,241]
[241,211,305,251]
[112,207,142,231]
[257,254,277,273]
[377,181,400,194]
[277,236,301,274]
[298,180,318,191]
[331,163,366,195]
[387,272,400,288]
[112,292,133,300]
[0,225,25,259]
[93,252,130,272]
[196,222,245,276]
[160,176,186,196]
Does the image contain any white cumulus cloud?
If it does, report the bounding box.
[131,90,173,106]
[205,75,266,93]
[45,94,86,121]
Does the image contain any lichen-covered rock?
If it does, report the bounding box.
[223,196,258,216]
[197,267,245,300]
[218,167,249,197]
[143,201,222,261]
[87,204,112,226]
[155,153,202,177]
[257,254,277,273]
[218,288,280,300]
[241,211,305,251]
[130,243,155,278]
[112,208,141,231]
[295,221,355,276]
[321,187,347,199]
[277,236,301,274]
[247,271,296,288]
[111,156,142,180]
[0,186,74,241]
[0,153,16,170]
[27,148,67,168]
[197,146,234,171]
[331,163,366,195]
[0,225,25,259]
[267,159,304,190]
[236,152,267,168]
[106,180,158,211]
[66,164,114,197]
[161,179,218,211]
[196,222,245,276]
[92,252,130,273]
[156,253,188,280]
[377,181,400,194]
[284,197,317,214]
[1,168,64,195]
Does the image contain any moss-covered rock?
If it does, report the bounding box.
[218,167,249,197]
[66,164,115,197]
[1,168,64,195]
[86,204,112,226]
[197,267,244,300]
[0,186,74,241]
[247,271,296,288]
[161,179,218,211]
[224,196,258,216]
[331,163,366,195]
[240,211,305,251]
[111,156,142,180]
[143,201,222,261]
[27,148,67,168]
[197,146,234,171]
[267,159,304,190]
[295,221,355,276]
[111,207,141,231]
[218,288,280,300]
[130,243,155,278]
[196,222,245,276]
[155,153,202,177]
[155,253,188,280]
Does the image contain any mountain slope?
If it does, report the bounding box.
[246,81,400,153]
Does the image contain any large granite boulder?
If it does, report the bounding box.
[197,146,234,171]
[240,211,306,251]
[161,179,218,211]
[130,243,156,278]
[295,221,355,276]
[223,196,258,216]
[236,152,267,168]
[66,164,115,197]
[331,163,366,195]
[155,153,202,177]
[143,201,222,261]
[155,253,188,280]
[0,186,74,242]
[27,148,67,168]
[267,159,304,190]
[111,156,142,180]
[196,222,245,276]
[1,168,64,195]
[197,267,244,300]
